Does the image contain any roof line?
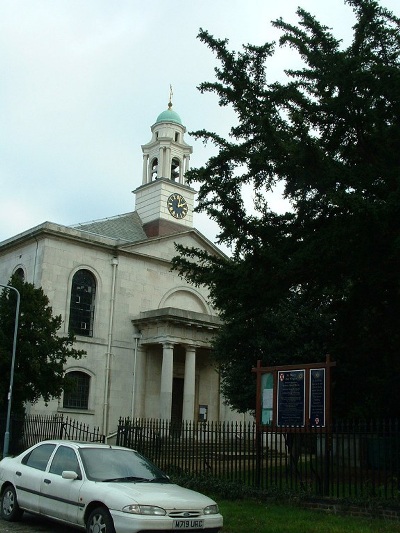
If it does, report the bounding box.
[70,211,136,228]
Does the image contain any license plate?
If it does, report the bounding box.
[173,518,204,529]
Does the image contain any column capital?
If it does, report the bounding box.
[184,344,198,352]
[162,341,175,350]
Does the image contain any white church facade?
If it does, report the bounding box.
[0,101,243,438]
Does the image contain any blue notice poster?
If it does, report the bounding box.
[310,369,325,427]
[277,370,305,427]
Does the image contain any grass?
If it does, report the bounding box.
[218,500,400,533]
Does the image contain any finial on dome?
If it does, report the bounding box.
[168,84,173,109]
[156,87,182,124]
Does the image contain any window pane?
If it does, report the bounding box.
[69,269,96,336]
[63,371,90,409]
[49,445,81,477]
[22,444,56,471]
[79,448,167,482]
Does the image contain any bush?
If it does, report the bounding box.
[169,472,300,502]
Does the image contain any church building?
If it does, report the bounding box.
[0,100,240,437]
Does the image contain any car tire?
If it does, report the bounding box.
[86,506,116,533]
[1,484,24,522]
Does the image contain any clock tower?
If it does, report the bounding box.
[134,96,195,237]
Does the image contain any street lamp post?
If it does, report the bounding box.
[0,283,20,457]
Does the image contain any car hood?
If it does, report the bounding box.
[89,481,215,510]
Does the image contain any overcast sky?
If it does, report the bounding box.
[1,0,398,247]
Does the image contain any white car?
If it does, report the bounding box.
[0,440,223,533]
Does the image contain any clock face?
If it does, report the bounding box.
[167,193,188,219]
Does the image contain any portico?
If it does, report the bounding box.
[131,308,221,422]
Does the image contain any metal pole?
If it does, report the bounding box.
[0,283,20,457]
[103,257,118,441]
[131,334,141,421]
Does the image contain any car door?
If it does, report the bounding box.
[15,443,56,513]
[39,444,85,524]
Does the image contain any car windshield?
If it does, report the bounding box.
[79,447,170,483]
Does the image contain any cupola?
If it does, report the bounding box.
[133,92,196,237]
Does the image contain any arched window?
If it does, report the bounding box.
[171,158,180,181]
[69,269,96,337]
[14,268,25,281]
[63,371,90,410]
[151,158,158,180]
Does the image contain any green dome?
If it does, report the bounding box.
[156,107,182,125]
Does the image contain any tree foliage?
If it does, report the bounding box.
[172,0,400,417]
[0,275,85,414]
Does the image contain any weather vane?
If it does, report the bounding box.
[169,84,173,108]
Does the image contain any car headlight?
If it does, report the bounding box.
[204,504,219,515]
[122,504,166,516]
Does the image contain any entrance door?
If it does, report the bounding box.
[171,377,184,437]
[171,377,184,423]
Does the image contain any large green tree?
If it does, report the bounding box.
[173,0,400,417]
[0,275,85,414]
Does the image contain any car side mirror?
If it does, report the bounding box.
[62,470,79,480]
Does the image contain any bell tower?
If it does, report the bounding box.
[134,92,195,237]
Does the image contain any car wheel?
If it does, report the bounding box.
[1,485,24,522]
[86,506,116,533]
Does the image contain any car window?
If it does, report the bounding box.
[22,443,56,471]
[79,448,168,482]
[49,445,81,478]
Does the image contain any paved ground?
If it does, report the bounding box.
[0,514,79,532]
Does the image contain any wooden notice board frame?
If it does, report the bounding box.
[252,355,336,433]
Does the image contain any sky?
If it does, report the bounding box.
[1,0,398,247]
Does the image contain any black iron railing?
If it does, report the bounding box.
[117,418,400,500]
[3,414,399,500]
[0,414,104,455]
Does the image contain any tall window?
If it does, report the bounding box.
[69,269,96,336]
[151,158,158,180]
[14,268,25,281]
[63,371,90,410]
[171,158,180,180]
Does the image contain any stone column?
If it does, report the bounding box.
[158,147,164,178]
[142,154,148,183]
[165,147,171,179]
[182,345,196,421]
[160,342,174,420]
[132,344,146,418]
[181,156,186,184]
[184,154,190,174]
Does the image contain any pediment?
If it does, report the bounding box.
[118,228,224,261]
